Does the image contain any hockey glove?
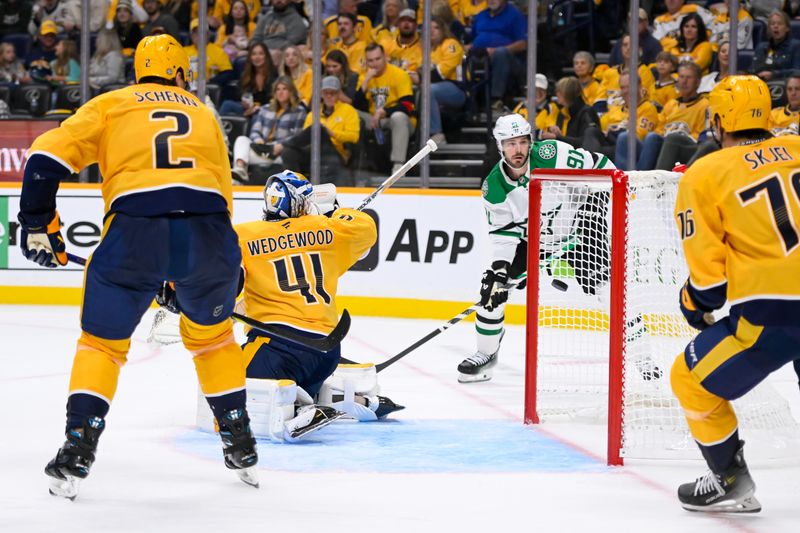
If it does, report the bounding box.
[17,210,67,268]
[155,281,181,314]
[479,261,510,311]
[307,183,338,217]
[679,281,715,331]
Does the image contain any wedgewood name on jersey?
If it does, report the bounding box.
[246,229,335,256]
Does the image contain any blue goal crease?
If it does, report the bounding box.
[175,420,607,474]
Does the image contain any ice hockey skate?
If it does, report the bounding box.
[217,408,259,488]
[678,441,761,513]
[45,416,105,500]
[284,405,347,442]
[457,349,498,383]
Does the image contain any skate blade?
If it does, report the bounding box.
[284,410,347,442]
[236,467,260,489]
[48,475,80,500]
[458,371,493,383]
[681,495,762,514]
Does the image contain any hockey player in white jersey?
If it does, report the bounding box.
[458,113,616,383]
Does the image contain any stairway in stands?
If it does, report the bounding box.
[360,116,492,190]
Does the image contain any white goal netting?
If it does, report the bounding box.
[530,170,800,460]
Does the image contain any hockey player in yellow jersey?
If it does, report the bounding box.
[18,34,258,499]
[670,75,800,513]
[235,171,403,426]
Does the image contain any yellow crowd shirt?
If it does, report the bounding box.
[302,101,360,161]
[384,35,423,74]
[653,76,680,107]
[600,64,656,108]
[660,95,709,140]
[512,100,559,131]
[431,37,464,81]
[324,14,374,46]
[600,100,661,140]
[327,39,367,74]
[28,83,232,216]
[184,43,233,79]
[676,136,800,304]
[769,105,800,136]
[237,209,377,333]
[293,68,313,105]
[211,0,262,22]
[668,41,713,74]
[581,77,606,106]
[360,63,416,127]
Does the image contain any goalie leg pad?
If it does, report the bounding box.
[318,363,381,421]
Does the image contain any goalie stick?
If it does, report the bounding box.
[67,253,350,352]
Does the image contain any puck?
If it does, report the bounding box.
[551,279,568,292]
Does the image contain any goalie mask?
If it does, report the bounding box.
[493,113,532,170]
[263,170,314,220]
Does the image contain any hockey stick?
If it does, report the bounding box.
[355,138,438,211]
[67,253,350,353]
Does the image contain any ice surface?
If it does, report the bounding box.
[1,306,798,532]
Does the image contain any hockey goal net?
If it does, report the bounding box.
[525,169,800,465]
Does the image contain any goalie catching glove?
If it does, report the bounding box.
[480,261,511,311]
[17,210,68,268]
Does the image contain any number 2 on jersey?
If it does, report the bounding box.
[272,253,331,305]
[150,110,195,169]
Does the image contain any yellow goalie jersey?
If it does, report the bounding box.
[236,208,377,334]
[28,83,232,217]
[676,135,800,306]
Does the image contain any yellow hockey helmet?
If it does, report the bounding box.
[708,75,771,133]
[134,34,191,83]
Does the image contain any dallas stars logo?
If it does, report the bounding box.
[538,143,556,160]
[540,204,562,236]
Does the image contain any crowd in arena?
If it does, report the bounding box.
[4,1,800,181]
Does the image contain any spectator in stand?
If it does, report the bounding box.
[28,0,78,36]
[573,51,606,109]
[220,41,276,116]
[769,73,800,136]
[231,76,307,183]
[354,43,416,174]
[74,0,108,33]
[749,1,790,21]
[324,0,374,47]
[373,0,406,44]
[428,16,466,146]
[667,13,713,74]
[511,74,559,136]
[217,0,256,62]
[142,0,180,40]
[653,50,680,107]
[384,9,422,84]
[48,38,79,86]
[25,20,58,82]
[469,0,527,111]
[609,8,662,67]
[114,0,143,57]
[651,0,713,50]
[88,29,125,90]
[611,73,662,170]
[104,0,148,29]
[648,61,709,170]
[325,49,359,104]
[273,76,361,184]
[752,10,800,81]
[710,0,754,51]
[699,41,731,94]
[601,34,656,109]
[212,0,261,25]
[327,13,368,75]
[0,0,33,38]
[185,18,234,86]
[0,42,30,84]
[541,76,606,152]
[281,45,312,106]
[251,0,308,66]
[452,0,486,27]
[162,0,193,30]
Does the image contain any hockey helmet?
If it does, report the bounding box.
[134,34,192,84]
[708,75,771,133]
[263,170,314,220]
[493,113,532,169]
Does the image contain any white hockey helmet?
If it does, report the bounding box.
[493,113,532,169]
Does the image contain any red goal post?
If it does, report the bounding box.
[525,169,628,465]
